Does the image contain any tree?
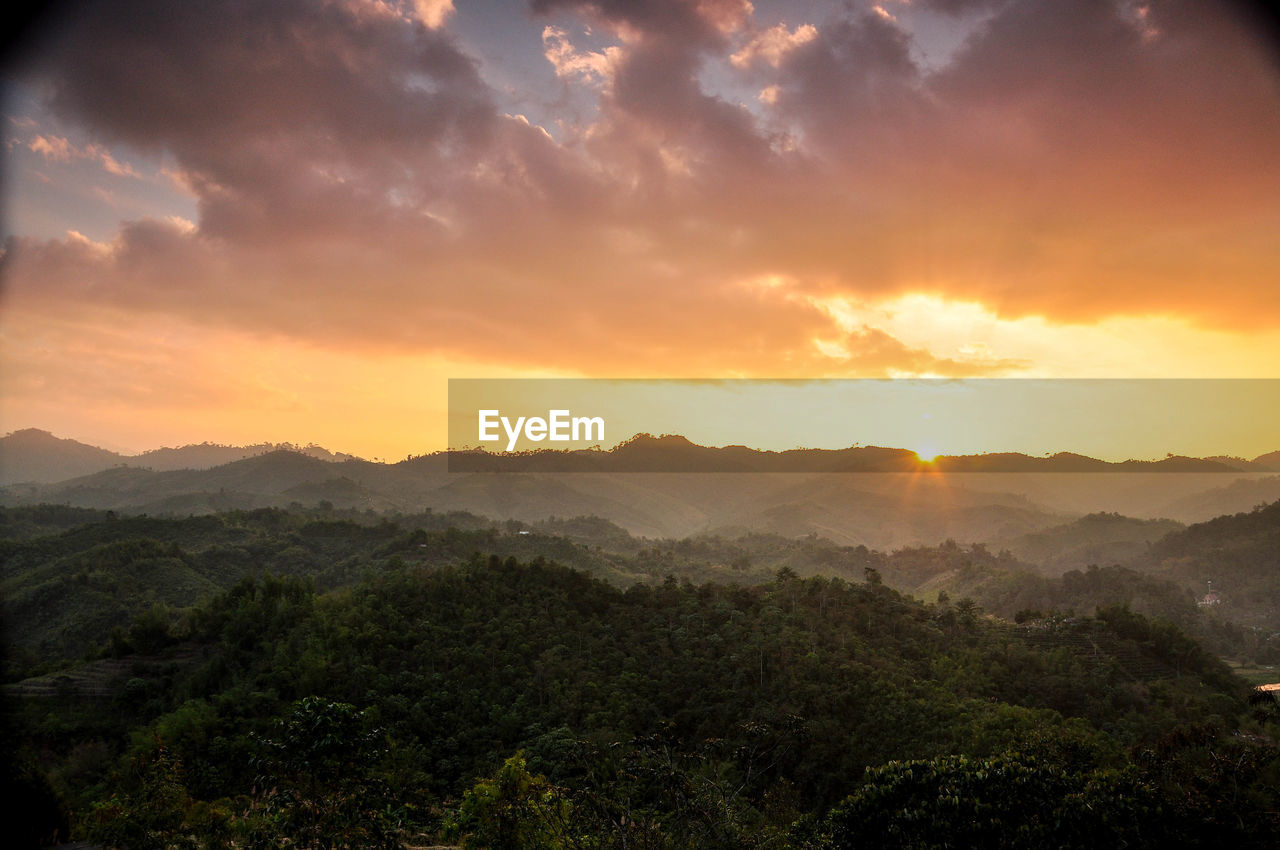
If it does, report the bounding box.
[445,754,575,850]
[86,741,232,850]
[246,697,404,850]
[812,752,1168,849]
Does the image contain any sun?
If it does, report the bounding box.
[914,443,940,464]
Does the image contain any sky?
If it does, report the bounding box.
[1,0,1279,459]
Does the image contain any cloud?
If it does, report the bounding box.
[870,5,898,24]
[29,134,73,161]
[730,22,818,68]
[814,324,1026,377]
[913,0,1007,14]
[543,25,622,85]
[3,0,1279,403]
[19,0,496,247]
[28,134,140,177]
[412,0,455,29]
[530,0,753,45]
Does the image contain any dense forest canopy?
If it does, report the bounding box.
[3,501,1279,847]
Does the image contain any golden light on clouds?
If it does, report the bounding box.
[813,293,1280,379]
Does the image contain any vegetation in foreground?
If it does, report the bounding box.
[2,504,1278,847]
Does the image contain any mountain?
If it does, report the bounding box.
[0,451,379,513]
[1252,450,1280,471]
[995,512,1185,573]
[0,453,1071,548]
[1154,475,1280,522]
[1204,455,1273,472]
[694,472,1065,547]
[5,430,1280,549]
[8,533,1267,847]
[1141,498,1280,631]
[451,434,1257,473]
[0,428,124,484]
[135,441,359,470]
[0,429,357,485]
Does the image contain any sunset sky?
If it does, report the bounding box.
[2,0,1279,459]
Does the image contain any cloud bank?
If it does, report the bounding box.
[3,0,1279,386]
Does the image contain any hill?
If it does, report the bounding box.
[995,512,1185,573]
[451,434,1256,473]
[0,428,124,484]
[1154,475,1280,521]
[1140,499,1280,633]
[0,429,357,485]
[135,440,359,470]
[8,499,1277,675]
[6,497,1279,845]
[6,431,1280,551]
[1253,450,1280,471]
[9,552,1276,847]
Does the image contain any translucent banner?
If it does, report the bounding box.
[446,378,1280,473]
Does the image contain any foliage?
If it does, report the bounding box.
[810,752,1167,849]
[5,503,1279,847]
[243,697,405,850]
[85,741,233,850]
[446,754,575,849]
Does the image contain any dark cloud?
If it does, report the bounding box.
[770,10,924,161]
[4,0,1279,386]
[21,0,496,245]
[913,0,1008,16]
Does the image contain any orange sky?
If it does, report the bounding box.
[2,0,1279,459]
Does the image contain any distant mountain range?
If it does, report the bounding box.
[0,428,360,484]
[448,433,1280,473]
[2,429,1279,550]
[5,428,1275,485]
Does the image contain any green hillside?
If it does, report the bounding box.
[4,502,1280,847]
[10,557,1278,848]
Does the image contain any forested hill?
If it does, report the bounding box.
[929,501,1280,661]
[8,427,1277,486]
[1147,498,1280,578]
[8,555,1278,847]
[1130,499,1280,631]
[6,502,1280,678]
[9,433,1280,545]
[0,428,357,484]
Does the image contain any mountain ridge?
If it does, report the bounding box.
[0,428,360,484]
[6,427,1278,484]
[4,430,1278,548]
